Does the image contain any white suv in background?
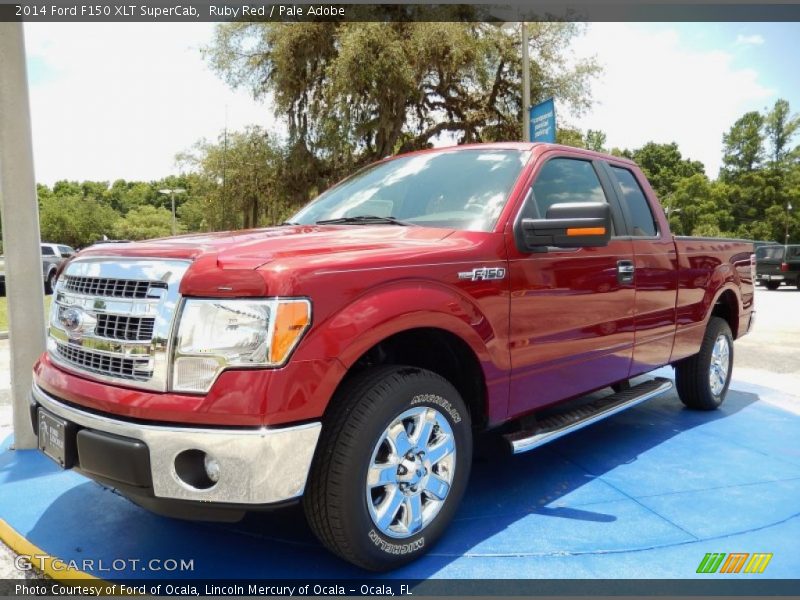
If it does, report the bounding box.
[0,243,76,295]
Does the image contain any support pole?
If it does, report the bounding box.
[521,22,531,142]
[0,22,45,449]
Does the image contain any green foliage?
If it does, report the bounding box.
[721,111,765,178]
[39,194,119,248]
[608,99,799,243]
[764,98,800,166]
[623,142,705,201]
[113,205,176,240]
[584,129,607,152]
[177,126,289,231]
[556,127,586,148]
[205,22,599,202]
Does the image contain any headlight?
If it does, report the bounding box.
[171,298,311,393]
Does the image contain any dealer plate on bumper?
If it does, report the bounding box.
[38,408,72,468]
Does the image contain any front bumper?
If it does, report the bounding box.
[31,382,321,507]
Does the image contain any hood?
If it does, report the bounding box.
[77,225,455,270]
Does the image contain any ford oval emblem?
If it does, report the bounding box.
[60,307,83,333]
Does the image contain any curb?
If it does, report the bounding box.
[0,518,103,583]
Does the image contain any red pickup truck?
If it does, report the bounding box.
[31,143,755,570]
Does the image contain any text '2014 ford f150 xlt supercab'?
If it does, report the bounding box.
[31,143,755,570]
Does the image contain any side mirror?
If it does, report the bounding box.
[518,202,611,251]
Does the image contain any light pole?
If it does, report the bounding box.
[0,22,43,448]
[521,22,530,142]
[497,22,531,142]
[786,202,793,247]
[158,188,186,236]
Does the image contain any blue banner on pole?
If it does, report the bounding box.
[530,98,556,143]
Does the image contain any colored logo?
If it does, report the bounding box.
[697,552,772,574]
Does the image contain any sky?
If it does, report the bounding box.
[22,21,800,184]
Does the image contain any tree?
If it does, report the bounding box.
[177,126,287,230]
[556,127,586,148]
[721,111,765,179]
[113,205,175,240]
[764,99,800,167]
[622,142,705,201]
[205,22,599,203]
[584,129,607,152]
[39,195,119,248]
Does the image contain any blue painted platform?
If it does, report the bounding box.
[2,374,799,580]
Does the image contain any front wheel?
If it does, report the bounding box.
[675,317,733,410]
[45,271,56,294]
[303,366,472,571]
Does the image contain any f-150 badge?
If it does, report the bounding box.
[458,267,507,281]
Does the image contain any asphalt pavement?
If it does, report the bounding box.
[733,287,800,412]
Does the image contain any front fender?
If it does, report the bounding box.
[298,279,510,424]
[317,280,506,366]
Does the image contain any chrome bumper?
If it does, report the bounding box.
[31,382,321,505]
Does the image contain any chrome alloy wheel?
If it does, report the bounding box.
[366,406,456,539]
[709,334,731,396]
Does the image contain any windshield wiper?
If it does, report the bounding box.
[315,215,412,226]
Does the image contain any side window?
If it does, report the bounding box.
[40,245,54,256]
[525,158,607,219]
[611,167,658,237]
[58,245,74,257]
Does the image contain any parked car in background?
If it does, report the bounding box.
[1,244,76,295]
[756,244,800,290]
[753,240,780,250]
[41,243,76,293]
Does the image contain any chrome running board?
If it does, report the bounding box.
[505,378,674,454]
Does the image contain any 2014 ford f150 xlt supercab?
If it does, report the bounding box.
[31,143,755,570]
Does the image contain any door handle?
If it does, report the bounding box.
[617,260,635,284]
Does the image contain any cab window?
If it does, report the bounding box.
[520,158,608,224]
[611,167,658,237]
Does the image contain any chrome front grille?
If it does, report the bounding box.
[47,258,190,391]
[95,314,155,341]
[55,342,152,381]
[63,274,167,299]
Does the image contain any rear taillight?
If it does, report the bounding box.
[781,262,789,272]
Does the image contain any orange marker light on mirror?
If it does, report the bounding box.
[566,227,606,237]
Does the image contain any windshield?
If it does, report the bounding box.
[290,148,530,232]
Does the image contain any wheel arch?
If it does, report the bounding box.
[329,327,492,430]
[710,287,741,338]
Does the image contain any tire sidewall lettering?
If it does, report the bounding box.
[410,393,462,424]
[368,529,425,555]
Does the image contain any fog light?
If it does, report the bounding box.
[173,449,216,489]
[204,454,220,483]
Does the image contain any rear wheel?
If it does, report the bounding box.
[675,317,733,410]
[765,281,780,290]
[304,366,472,571]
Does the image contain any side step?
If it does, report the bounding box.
[504,377,674,454]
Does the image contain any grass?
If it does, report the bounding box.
[0,294,52,332]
